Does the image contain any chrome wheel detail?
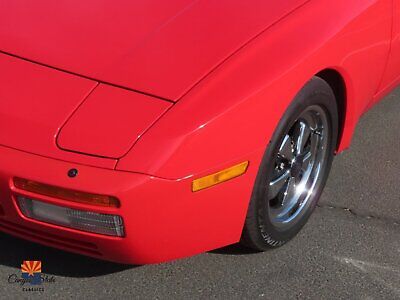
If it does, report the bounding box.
[241,77,338,251]
[268,106,329,229]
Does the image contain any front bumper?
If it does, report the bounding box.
[0,145,256,264]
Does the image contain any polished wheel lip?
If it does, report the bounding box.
[267,105,329,229]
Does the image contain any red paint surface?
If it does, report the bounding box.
[0,0,310,101]
[0,0,398,264]
[57,85,172,158]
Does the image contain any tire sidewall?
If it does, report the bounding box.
[243,77,338,249]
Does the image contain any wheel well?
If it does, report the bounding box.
[315,69,346,150]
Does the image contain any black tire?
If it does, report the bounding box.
[241,77,338,250]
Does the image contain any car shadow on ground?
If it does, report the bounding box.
[209,243,261,255]
[0,232,134,278]
[0,230,263,278]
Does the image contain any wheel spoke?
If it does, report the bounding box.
[282,177,296,207]
[275,177,299,218]
[269,170,290,199]
[294,121,311,155]
[278,135,294,161]
[301,151,312,170]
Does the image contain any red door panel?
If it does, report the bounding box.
[378,0,400,91]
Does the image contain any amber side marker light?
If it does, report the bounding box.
[13,177,120,208]
[192,161,249,192]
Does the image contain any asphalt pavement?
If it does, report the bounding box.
[0,88,399,300]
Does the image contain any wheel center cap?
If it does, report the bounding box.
[290,157,303,178]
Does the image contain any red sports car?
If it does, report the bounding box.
[0,1,398,264]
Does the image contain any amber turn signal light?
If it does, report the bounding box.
[13,177,120,208]
[192,161,249,192]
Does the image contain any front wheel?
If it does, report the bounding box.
[241,77,338,250]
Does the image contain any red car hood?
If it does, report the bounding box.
[0,0,308,101]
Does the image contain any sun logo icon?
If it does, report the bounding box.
[21,261,42,285]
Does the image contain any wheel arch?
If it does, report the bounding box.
[315,69,347,152]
